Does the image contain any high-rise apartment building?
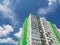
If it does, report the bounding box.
[18,14,60,45]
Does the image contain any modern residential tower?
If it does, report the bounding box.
[18,14,60,45]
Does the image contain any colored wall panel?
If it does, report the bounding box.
[22,18,28,45]
[49,22,60,44]
[18,38,20,45]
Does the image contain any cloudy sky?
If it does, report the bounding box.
[0,0,60,45]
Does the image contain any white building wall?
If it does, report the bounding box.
[28,14,42,45]
[40,18,59,45]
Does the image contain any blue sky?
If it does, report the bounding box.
[0,0,60,45]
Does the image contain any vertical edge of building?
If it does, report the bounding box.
[22,18,28,45]
[48,22,60,44]
[17,14,60,45]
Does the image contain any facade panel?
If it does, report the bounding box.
[18,14,60,45]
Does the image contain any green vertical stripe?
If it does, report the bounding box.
[22,18,28,45]
[49,22,60,44]
[18,38,20,45]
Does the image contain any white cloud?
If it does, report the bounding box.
[48,0,57,6]
[58,28,60,33]
[37,0,58,16]
[0,0,20,44]
[2,0,10,6]
[0,38,17,44]
[0,0,19,27]
[0,4,15,19]
[0,25,14,37]
[14,28,23,38]
[37,7,49,15]
[59,0,60,3]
